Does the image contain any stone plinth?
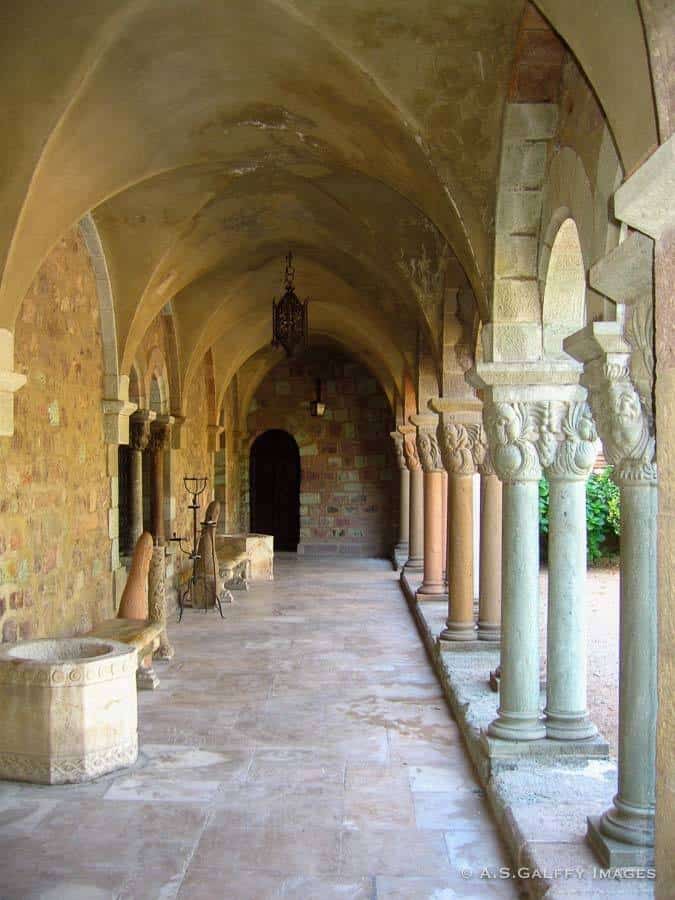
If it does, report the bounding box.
[216,533,274,581]
[0,638,138,784]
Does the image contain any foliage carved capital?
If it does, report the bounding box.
[401,431,421,472]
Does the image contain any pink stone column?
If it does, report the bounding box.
[390,431,410,565]
[400,426,424,571]
[441,470,448,585]
[413,417,446,598]
[437,417,480,643]
[477,456,502,642]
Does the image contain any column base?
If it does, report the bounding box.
[393,544,409,570]
[404,558,424,573]
[438,622,477,644]
[417,581,446,598]
[477,620,501,642]
[545,710,598,741]
[587,813,654,868]
[487,711,546,742]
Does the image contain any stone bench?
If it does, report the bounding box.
[86,618,163,690]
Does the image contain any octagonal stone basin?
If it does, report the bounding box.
[0,638,138,784]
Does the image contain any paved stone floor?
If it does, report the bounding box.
[0,556,520,899]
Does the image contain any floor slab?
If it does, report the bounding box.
[0,557,519,899]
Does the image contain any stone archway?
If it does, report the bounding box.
[250,430,301,552]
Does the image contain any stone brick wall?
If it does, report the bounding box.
[169,358,214,590]
[0,229,112,641]
[246,350,396,557]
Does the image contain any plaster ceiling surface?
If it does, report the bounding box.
[0,0,658,406]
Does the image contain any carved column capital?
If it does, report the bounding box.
[149,420,172,454]
[129,411,155,452]
[416,427,444,473]
[389,431,406,471]
[544,402,598,481]
[438,420,482,476]
[585,362,656,484]
[483,401,547,482]
[399,427,421,472]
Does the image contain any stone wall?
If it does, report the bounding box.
[0,229,112,641]
[246,350,396,557]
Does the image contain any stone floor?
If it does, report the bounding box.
[0,556,520,900]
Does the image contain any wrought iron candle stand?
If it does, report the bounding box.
[170,475,224,622]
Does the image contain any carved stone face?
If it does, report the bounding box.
[606,382,644,453]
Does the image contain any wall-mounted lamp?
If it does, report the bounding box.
[309,378,326,418]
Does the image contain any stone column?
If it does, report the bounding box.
[566,327,657,865]
[148,420,173,659]
[543,403,598,740]
[477,452,502,642]
[390,431,410,565]
[129,412,153,551]
[483,400,547,741]
[441,469,448,584]
[436,415,481,642]
[400,426,424,571]
[413,415,446,597]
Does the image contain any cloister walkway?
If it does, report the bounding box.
[0,557,518,899]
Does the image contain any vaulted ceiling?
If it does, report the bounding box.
[0,0,658,410]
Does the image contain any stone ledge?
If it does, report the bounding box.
[399,575,649,898]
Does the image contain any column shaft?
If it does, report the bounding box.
[398,467,410,553]
[477,471,501,641]
[129,448,144,550]
[418,470,445,596]
[151,447,165,546]
[439,474,476,640]
[545,476,596,739]
[488,480,545,740]
[441,470,448,583]
[405,469,424,570]
[589,480,656,855]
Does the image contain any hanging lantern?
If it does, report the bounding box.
[309,377,326,418]
[271,251,309,357]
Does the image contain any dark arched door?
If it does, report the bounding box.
[250,430,301,551]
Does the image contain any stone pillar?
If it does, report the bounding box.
[400,426,424,571]
[477,453,502,642]
[413,415,446,597]
[436,414,481,642]
[483,399,547,741]
[441,470,448,584]
[566,325,657,865]
[390,432,410,565]
[148,420,173,659]
[129,413,153,552]
[544,403,598,740]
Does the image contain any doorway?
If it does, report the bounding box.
[250,430,301,551]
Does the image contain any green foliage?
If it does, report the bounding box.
[539,467,620,564]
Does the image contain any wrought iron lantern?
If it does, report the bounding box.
[272,251,308,357]
[309,378,326,418]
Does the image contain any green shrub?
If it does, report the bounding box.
[539,467,620,564]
